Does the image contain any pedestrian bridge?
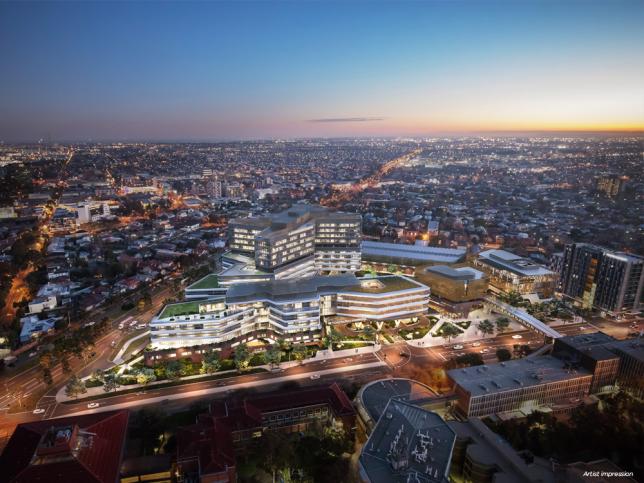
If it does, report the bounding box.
[483,296,562,339]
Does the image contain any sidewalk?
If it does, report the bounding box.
[57,344,383,402]
[112,330,150,364]
[55,360,388,417]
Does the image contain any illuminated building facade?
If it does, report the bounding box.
[228,204,361,279]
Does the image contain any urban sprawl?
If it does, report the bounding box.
[0,138,642,483]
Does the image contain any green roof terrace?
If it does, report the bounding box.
[187,274,219,290]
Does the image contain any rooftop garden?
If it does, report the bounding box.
[158,300,201,319]
[187,274,219,290]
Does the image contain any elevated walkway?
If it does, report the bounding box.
[484,296,562,339]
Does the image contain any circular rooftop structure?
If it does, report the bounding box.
[356,378,437,429]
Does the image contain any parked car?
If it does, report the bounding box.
[87,402,100,409]
[310,374,320,380]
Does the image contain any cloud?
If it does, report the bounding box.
[306,117,386,123]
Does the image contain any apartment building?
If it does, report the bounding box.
[559,243,644,315]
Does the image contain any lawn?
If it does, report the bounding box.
[187,274,219,290]
[158,300,201,318]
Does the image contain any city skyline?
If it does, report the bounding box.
[1,0,644,142]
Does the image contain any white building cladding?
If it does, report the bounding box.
[150,275,429,350]
[228,204,361,279]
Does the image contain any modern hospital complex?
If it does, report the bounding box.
[149,205,435,357]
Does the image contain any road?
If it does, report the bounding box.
[0,283,172,413]
[0,313,636,451]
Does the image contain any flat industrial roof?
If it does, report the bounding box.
[447,355,592,398]
[358,378,437,423]
[226,274,359,302]
[362,241,466,264]
[425,265,484,281]
[478,249,555,277]
[225,275,425,302]
[360,399,455,483]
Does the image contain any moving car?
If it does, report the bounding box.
[32,408,45,415]
[310,374,320,380]
[471,342,481,347]
[452,344,464,350]
[87,402,100,409]
[511,334,523,339]
[479,348,489,354]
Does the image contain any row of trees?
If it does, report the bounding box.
[476,317,510,337]
[39,317,109,385]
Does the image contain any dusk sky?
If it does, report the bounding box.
[1,0,643,142]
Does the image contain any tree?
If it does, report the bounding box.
[440,323,461,343]
[42,368,53,385]
[103,373,120,393]
[136,367,157,386]
[165,360,182,380]
[363,325,375,342]
[496,317,511,334]
[326,327,342,349]
[65,375,87,399]
[477,319,495,338]
[265,345,282,369]
[200,350,221,375]
[91,369,105,382]
[496,348,512,362]
[446,353,484,369]
[233,344,251,372]
[292,343,307,362]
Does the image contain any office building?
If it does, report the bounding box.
[148,274,429,358]
[559,243,644,315]
[448,356,593,418]
[359,399,456,483]
[0,410,129,483]
[554,332,644,397]
[361,240,466,275]
[416,265,488,315]
[228,204,361,279]
[473,249,557,298]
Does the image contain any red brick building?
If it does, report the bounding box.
[176,383,356,482]
[0,410,129,483]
